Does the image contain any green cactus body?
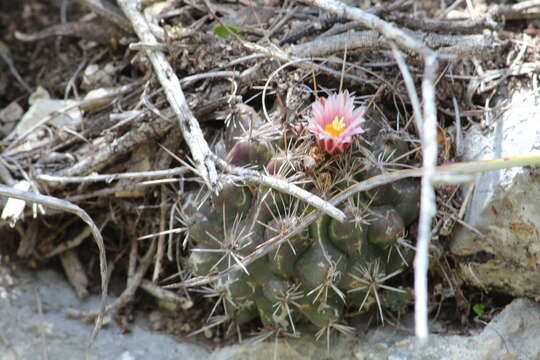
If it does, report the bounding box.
[215,181,252,224]
[186,207,224,249]
[188,247,225,276]
[265,218,311,279]
[296,292,344,328]
[385,244,413,275]
[185,107,421,336]
[224,300,259,325]
[372,134,409,163]
[225,270,257,302]
[226,140,274,168]
[255,294,289,328]
[338,241,384,291]
[367,206,405,250]
[328,215,367,257]
[261,274,292,302]
[387,179,420,226]
[383,287,412,313]
[295,217,348,290]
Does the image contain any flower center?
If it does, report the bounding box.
[324,116,346,137]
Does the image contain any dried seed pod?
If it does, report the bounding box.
[265,151,296,176]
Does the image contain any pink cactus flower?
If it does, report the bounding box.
[307,90,366,154]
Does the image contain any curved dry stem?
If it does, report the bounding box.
[0,184,107,342]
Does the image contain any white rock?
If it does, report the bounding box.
[450,87,540,296]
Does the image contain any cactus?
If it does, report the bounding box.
[183,95,420,339]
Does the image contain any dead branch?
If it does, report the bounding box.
[54,114,174,180]
[290,30,496,58]
[214,156,346,223]
[140,280,193,310]
[117,0,219,192]
[66,238,156,323]
[4,82,140,153]
[60,249,89,299]
[37,167,188,184]
[298,0,434,57]
[280,0,412,44]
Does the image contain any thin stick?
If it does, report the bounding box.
[36,167,188,184]
[214,156,347,222]
[0,184,107,342]
[390,43,424,137]
[299,0,434,57]
[117,0,219,191]
[414,53,439,343]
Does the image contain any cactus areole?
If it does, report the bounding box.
[307,90,366,154]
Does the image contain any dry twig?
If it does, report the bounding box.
[214,156,346,222]
[290,30,494,58]
[117,0,219,192]
[0,184,107,342]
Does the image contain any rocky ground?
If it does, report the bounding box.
[3,264,540,359]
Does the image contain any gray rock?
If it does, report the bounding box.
[353,298,540,360]
[2,264,540,360]
[0,265,209,360]
[450,87,540,297]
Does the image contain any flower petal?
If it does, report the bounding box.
[308,90,366,154]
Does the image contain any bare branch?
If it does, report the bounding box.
[298,0,435,57]
[414,53,439,343]
[36,167,188,184]
[291,30,493,59]
[117,0,219,192]
[213,155,347,223]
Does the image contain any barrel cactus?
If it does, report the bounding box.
[183,89,419,339]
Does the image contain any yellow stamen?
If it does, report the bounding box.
[324,116,346,137]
